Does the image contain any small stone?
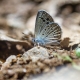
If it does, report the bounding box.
[22,46,49,62]
[1,55,16,70]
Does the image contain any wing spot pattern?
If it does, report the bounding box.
[43,20,45,22]
[46,22,49,24]
[46,18,49,21]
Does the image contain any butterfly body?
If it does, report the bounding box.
[34,10,62,46]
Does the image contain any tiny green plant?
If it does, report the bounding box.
[75,47,80,58]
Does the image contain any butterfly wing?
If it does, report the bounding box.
[35,10,54,39]
[39,22,62,45]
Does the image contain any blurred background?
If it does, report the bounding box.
[0,0,80,80]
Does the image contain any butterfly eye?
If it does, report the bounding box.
[32,38,35,43]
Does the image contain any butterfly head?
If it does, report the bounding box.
[32,37,45,46]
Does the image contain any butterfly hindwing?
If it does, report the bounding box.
[39,22,62,45]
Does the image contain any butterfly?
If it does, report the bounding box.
[34,10,62,46]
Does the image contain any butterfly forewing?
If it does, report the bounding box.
[35,10,54,38]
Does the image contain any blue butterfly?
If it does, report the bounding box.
[34,10,62,46]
